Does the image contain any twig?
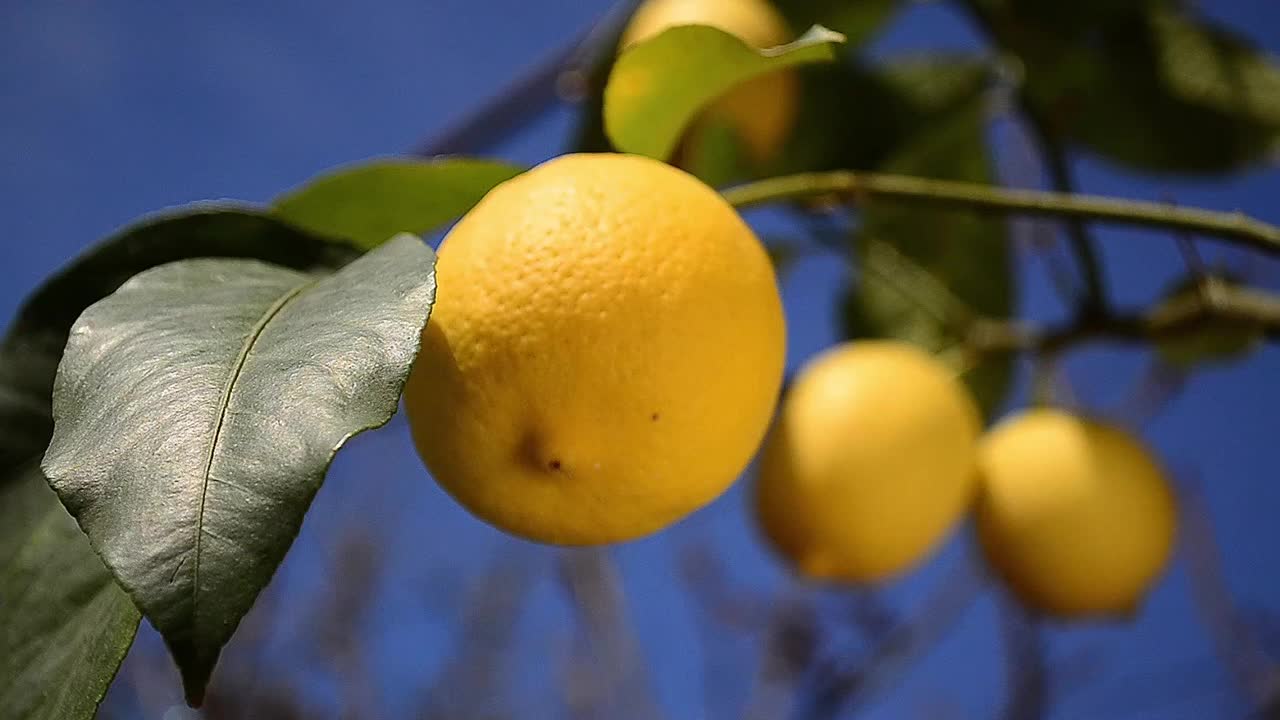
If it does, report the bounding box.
[1180,485,1280,713]
[1024,106,1109,314]
[997,595,1048,720]
[966,277,1280,356]
[409,1,637,156]
[722,171,1280,257]
[558,548,666,720]
[797,551,987,719]
[741,597,819,720]
[417,543,542,719]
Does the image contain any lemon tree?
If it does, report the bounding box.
[4,1,1280,718]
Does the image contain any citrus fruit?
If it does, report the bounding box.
[755,341,981,582]
[976,408,1177,618]
[620,0,799,166]
[405,153,786,545]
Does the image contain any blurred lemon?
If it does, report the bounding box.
[621,0,799,166]
[755,341,981,582]
[405,153,786,545]
[976,409,1177,618]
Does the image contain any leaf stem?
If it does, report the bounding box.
[722,171,1280,257]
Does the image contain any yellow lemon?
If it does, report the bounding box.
[976,409,1177,618]
[621,0,799,166]
[405,153,786,545]
[755,341,981,582]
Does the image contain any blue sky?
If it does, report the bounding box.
[3,2,1279,719]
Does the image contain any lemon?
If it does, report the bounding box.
[405,153,786,545]
[755,341,981,582]
[975,409,1177,618]
[621,0,799,166]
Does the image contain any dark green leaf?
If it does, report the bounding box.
[42,235,437,705]
[993,5,1280,173]
[0,206,359,470]
[773,55,992,174]
[980,0,1159,36]
[0,204,361,718]
[0,464,141,720]
[0,346,56,467]
[847,102,1014,418]
[272,158,524,249]
[605,24,844,159]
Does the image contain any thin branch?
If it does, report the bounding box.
[798,551,987,719]
[1022,97,1109,314]
[967,277,1280,356]
[1180,485,1280,713]
[558,548,666,720]
[997,596,1049,720]
[410,1,637,156]
[741,598,819,720]
[722,171,1280,257]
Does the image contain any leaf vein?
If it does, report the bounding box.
[191,278,311,625]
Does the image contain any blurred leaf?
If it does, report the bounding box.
[774,55,992,174]
[985,3,1280,173]
[0,206,359,469]
[984,0,1160,36]
[42,235,436,705]
[0,464,140,720]
[273,158,524,248]
[605,24,844,159]
[774,0,900,48]
[1155,275,1264,368]
[847,102,1014,417]
[685,119,750,188]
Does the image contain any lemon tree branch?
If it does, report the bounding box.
[723,171,1280,257]
[967,278,1280,355]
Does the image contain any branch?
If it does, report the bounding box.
[721,171,1280,256]
[967,277,1280,356]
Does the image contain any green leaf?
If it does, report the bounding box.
[0,206,359,469]
[0,204,361,718]
[847,102,1015,418]
[0,347,56,467]
[0,464,141,720]
[684,119,750,188]
[272,158,524,249]
[605,23,844,159]
[41,235,437,705]
[1004,6,1280,173]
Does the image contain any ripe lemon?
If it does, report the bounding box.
[975,409,1177,618]
[405,153,786,545]
[754,341,981,582]
[620,0,799,166]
